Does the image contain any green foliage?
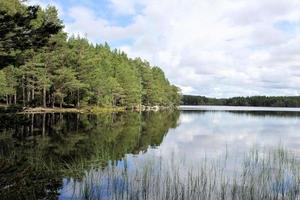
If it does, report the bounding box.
[0,1,180,108]
[0,0,63,68]
[0,70,7,96]
[0,68,16,102]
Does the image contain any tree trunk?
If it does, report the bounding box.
[32,87,35,101]
[22,75,25,106]
[31,114,34,135]
[52,94,55,108]
[77,89,80,108]
[42,113,46,136]
[6,95,9,105]
[60,96,63,108]
[48,93,50,105]
[26,114,30,135]
[43,86,46,108]
[27,89,30,103]
[14,92,17,104]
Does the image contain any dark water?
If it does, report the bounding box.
[0,111,179,199]
[1,107,300,199]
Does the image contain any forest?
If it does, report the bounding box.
[0,0,181,110]
[182,95,300,107]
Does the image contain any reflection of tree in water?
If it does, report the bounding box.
[0,111,180,199]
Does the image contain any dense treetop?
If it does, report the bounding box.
[0,0,181,109]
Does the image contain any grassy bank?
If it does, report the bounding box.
[66,147,300,200]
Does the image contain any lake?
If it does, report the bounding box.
[1,106,300,199]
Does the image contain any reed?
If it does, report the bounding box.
[68,146,300,200]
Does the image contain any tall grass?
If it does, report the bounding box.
[65,147,300,200]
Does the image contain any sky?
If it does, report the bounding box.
[28,0,300,97]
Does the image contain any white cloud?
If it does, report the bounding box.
[31,0,300,97]
[120,0,300,97]
[156,111,300,161]
[64,6,142,43]
[109,0,141,15]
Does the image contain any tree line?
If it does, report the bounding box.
[182,95,300,107]
[0,0,181,109]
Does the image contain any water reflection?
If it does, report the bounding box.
[0,111,180,199]
[59,110,300,200]
[1,109,300,199]
[142,110,300,165]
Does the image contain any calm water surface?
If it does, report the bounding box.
[1,106,300,199]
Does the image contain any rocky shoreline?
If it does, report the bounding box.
[133,105,175,112]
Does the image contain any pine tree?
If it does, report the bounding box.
[0,1,62,68]
[0,1,181,109]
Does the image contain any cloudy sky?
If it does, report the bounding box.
[29,0,300,97]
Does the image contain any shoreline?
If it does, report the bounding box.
[20,106,126,114]
[0,105,177,114]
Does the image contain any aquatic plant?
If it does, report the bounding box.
[68,147,300,200]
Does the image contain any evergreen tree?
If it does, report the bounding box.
[0,1,62,68]
[0,0,181,109]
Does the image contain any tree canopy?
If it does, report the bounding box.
[0,0,63,68]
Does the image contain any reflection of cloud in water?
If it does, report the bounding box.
[179,114,195,124]
[60,111,300,198]
[131,111,300,163]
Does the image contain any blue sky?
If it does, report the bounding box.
[60,0,136,27]
[30,0,300,97]
[30,0,138,46]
